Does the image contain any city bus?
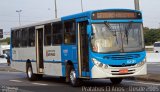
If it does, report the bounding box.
[11,9,146,86]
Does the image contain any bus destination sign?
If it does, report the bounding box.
[92,11,141,20]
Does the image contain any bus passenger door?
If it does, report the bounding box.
[36,26,44,73]
[78,21,89,77]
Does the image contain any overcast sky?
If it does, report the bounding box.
[0,0,160,37]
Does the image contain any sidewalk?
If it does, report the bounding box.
[0,63,19,72]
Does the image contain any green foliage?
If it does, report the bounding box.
[0,37,10,44]
[144,27,160,45]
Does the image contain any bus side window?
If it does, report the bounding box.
[64,20,76,44]
[28,27,35,47]
[52,22,63,45]
[21,28,28,47]
[14,30,18,47]
[16,30,22,47]
[44,24,51,46]
[11,31,15,48]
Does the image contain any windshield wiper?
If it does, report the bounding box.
[104,22,118,44]
[125,21,133,44]
[125,27,129,44]
[104,22,112,30]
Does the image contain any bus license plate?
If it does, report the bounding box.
[119,69,128,74]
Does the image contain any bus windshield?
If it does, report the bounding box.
[91,23,144,53]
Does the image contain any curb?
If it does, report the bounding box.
[134,76,160,83]
[0,67,20,72]
[0,69,19,72]
[127,75,160,83]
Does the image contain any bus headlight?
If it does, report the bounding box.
[92,58,108,69]
[136,59,146,67]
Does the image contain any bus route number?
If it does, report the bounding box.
[127,60,136,64]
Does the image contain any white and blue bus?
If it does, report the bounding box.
[11,9,146,86]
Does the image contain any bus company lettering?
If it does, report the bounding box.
[46,50,55,57]
[63,49,68,53]
[63,49,68,56]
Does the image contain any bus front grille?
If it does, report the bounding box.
[109,64,136,67]
[104,54,140,60]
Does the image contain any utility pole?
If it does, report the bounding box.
[16,10,22,26]
[54,0,57,18]
[134,0,140,10]
[81,0,84,12]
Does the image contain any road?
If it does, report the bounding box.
[147,63,160,74]
[0,70,160,92]
[0,60,160,92]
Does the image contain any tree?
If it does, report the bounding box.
[0,37,10,44]
[144,27,160,45]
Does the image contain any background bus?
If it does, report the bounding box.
[11,9,146,86]
[153,41,160,53]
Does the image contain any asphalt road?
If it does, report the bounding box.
[0,63,160,92]
[147,63,160,74]
[0,71,160,92]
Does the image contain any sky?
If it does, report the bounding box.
[0,0,160,37]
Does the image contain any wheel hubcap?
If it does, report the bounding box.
[28,67,32,78]
[70,70,76,84]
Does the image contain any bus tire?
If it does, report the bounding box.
[26,63,37,81]
[110,78,123,84]
[69,69,81,87]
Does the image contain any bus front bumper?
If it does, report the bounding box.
[91,63,147,78]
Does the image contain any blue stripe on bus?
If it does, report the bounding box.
[12,60,64,63]
[12,60,36,62]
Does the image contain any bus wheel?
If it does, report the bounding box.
[110,78,123,84]
[69,69,80,87]
[26,64,37,81]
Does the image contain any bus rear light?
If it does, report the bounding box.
[92,58,108,69]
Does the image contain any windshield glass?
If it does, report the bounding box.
[91,23,144,53]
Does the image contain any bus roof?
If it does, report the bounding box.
[62,8,141,20]
[11,8,141,30]
[154,41,160,43]
[11,18,61,30]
